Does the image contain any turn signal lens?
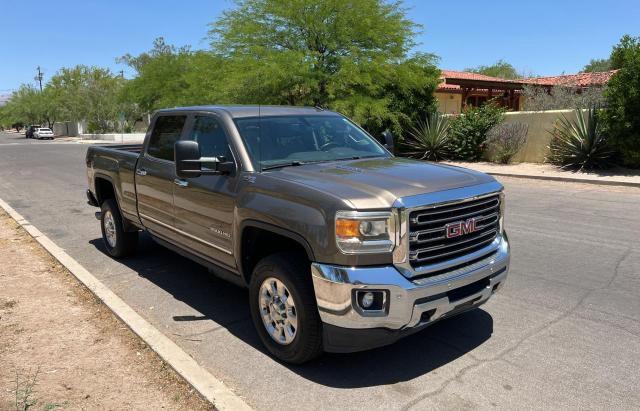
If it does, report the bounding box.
[335,219,361,238]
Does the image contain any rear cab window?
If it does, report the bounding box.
[147,115,187,161]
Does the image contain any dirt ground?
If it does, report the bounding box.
[0,210,214,411]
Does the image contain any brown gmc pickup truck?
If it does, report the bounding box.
[86,105,510,364]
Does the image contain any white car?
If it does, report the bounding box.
[34,127,54,139]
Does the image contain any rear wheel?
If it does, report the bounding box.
[249,253,323,364]
[100,199,138,258]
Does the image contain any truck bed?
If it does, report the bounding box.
[86,144,144,220]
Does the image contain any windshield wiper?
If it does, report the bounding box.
[261,161,305,171]
[261,156,383,171]
[333,155,384,161]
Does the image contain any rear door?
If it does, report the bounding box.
[136,114,187,239]
[172,114,239,268]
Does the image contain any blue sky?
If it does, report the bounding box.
[1,0,639,93]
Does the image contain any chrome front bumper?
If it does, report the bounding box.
[312,233,510,331]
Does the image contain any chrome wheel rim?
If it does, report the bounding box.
[259,277,298,345]
[103,211,117,248]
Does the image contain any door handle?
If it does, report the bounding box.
[136,168,147,176]
[173,178,189,188]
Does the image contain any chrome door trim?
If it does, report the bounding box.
[140,213,233,255]
[173,178,189,188]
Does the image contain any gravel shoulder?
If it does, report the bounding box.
[0,210,214,411]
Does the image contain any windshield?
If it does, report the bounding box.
[38,128,51,132]
[233,115,389,170]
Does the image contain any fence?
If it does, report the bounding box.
[52,117,151,137]
[503,109,582,163]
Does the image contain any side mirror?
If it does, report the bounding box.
[175,140,203,178]
[381,130,395,153]
[175,140,234,178]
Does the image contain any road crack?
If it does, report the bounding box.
[402,247,633,409]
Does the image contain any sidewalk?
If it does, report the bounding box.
[445,161,640,187]
[53,136,132,144]
[0,210,213,410]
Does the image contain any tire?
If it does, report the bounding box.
[249,253,323,364]
[100,199,138,258]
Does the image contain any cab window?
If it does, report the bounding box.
[147,115,187,161]
[188,116,232,161]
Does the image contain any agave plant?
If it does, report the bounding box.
[547,108,614,171]
[403,112,450,161]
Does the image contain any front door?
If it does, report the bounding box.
[136,114,187,240]
[173,114,238,269]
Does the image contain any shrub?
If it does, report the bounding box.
[602,35,640,168]
[486,122,529,164]
[522,84,606,111]
[402,113,450,161]
[547,108,614,171]
[448,102,506,160]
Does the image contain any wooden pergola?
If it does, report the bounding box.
[444,78,527,111]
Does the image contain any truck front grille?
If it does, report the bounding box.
[408,194,500,270]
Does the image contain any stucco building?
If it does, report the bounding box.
[435,69,617,114]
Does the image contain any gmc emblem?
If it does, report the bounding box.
[445,218,477,239]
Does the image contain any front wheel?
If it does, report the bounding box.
[249,253,323,364]
[100,199,138,258]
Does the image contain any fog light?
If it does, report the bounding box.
[360,292,375,308]
[356,290,386,312]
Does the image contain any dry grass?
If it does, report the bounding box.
[0,210,214,411]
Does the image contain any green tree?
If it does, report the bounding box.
[208,0,439,135]
[84,68,125,132]
[467,60,520,79]
[582,58,611,73]
[47,66,92,122]
[119,38,197,112]
[42,65,131,132]
[46,65,131,133]
[603,35,640,167]
[0,102,20,130]
[4,85,47,125]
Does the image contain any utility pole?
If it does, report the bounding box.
[119,70,124,79]
[35,66,43,92]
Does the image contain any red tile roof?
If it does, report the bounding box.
[437,70,522,92]
[437,69,618,92]
[440,70,513,82]
[521,70,617,87]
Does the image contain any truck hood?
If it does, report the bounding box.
[268,157,496,209]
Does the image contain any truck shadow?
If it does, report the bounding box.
[89,234,493,389]
[292,310,492,388]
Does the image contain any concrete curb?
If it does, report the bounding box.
[486,172,640,188]
[0,197,252,411]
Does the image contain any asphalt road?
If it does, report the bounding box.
[1,131,639,409]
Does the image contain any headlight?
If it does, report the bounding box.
[499,192,505,234]
[335,211,395,254]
